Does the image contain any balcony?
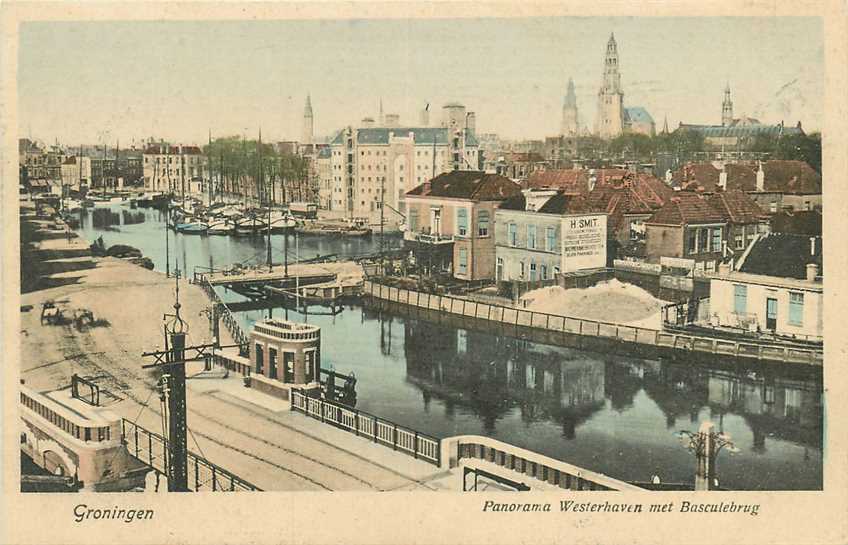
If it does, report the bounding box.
[404,231,455,245]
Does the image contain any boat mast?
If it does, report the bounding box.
[180,146,185,207]
[208,129,213,206]
[261,129,272,271]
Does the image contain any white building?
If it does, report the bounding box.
[328,125,480,226]
[495,190,608,283]
[708,233,822,340]
[60,156,92,191]
[142,144,206,194]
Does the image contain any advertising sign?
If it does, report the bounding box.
[561,214,607,272]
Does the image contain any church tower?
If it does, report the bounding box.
[596,33,624,139]
[302,94,314,145]
[561,77,579,136]
[722,84,734,126]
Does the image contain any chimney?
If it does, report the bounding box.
[756,161,765,192]
[718,262,731,276]
[810,236,816,256]
[806,262,818,281]
[718,167,727,191]
[665,169,672,184]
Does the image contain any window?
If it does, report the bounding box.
[546,227,556,251]
[519,261,525,278]
[712,228,722,253]
[699,229,710,253]
[255,344,264,374]
[687,229,697,254]
[408,208,418,231]
[457,208,468,236]
[269,348,278,380]
[529,261,537,280]
[509,223,518,247]
[769,202,777,213]
[477,210,490,237]
[789,292,804,326]
[735,232,744,250]
[458,248,468,275]
[541,264,548,280]
[527,225,537,249]
[734,285,747,315]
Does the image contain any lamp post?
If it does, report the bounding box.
[675,421,739,491]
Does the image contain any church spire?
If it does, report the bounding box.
[722,83,733,126]
[662,115,669,134]
[302,93,314,145]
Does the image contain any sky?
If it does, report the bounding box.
[17,17,823,147]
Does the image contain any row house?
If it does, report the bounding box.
[404,171,521,281]
[709,233,822,340]
[60,156,92,192]
[669,160,821,213]
[142,144,207,194]
[494,190,607,284]
[329,126,480,226]
[494,152,548,180]
[644,190,768,270]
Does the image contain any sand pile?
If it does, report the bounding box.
[519,279,669,329]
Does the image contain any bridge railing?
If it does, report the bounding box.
[449,435,644,492]
[196,275,249,356]
[363,280,823,366]
[121,419,261,492]
[291,390,440,466]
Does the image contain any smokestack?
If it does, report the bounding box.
[756,161,765,192]
[810,237,816,256]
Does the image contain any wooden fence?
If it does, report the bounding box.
[363,280,823,366]
[291,390,441,466]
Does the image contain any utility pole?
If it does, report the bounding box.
[141,268,218,492]
[380,174,385,276]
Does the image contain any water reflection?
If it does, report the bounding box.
[398,314,822,487]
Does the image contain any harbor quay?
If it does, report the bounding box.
[18,200,823,491]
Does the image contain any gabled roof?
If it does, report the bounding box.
[738,233,822,280]
[646,192,727,225]
[707,190,766,224]
[406,170,520,201]
[761,160,821,194]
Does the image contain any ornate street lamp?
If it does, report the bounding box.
[674,421,740,491]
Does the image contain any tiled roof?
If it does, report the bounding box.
[739,233,822,279]
[498,192,592,215]
[330,127,479,147]
[646,192,727,225]
[707,190,766,224]
[761,160,821,194]
[537,193,592,215]
[770,209,822,236]
[523,169,587,193]
[406,170,520,201]
[671,160,821,194]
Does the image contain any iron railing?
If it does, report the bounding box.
[290,390,440,466]
[121,418,261,491]
[363,280,823,366]
[196,275,249,355]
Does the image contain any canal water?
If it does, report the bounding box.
[76,204,824,490]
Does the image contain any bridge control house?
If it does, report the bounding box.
[247,319,322,400]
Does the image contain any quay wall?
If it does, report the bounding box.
[362,280,823,368]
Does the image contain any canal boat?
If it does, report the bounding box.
[268,211,297,233]
[175,221,209,235]
[206,219,232,235]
